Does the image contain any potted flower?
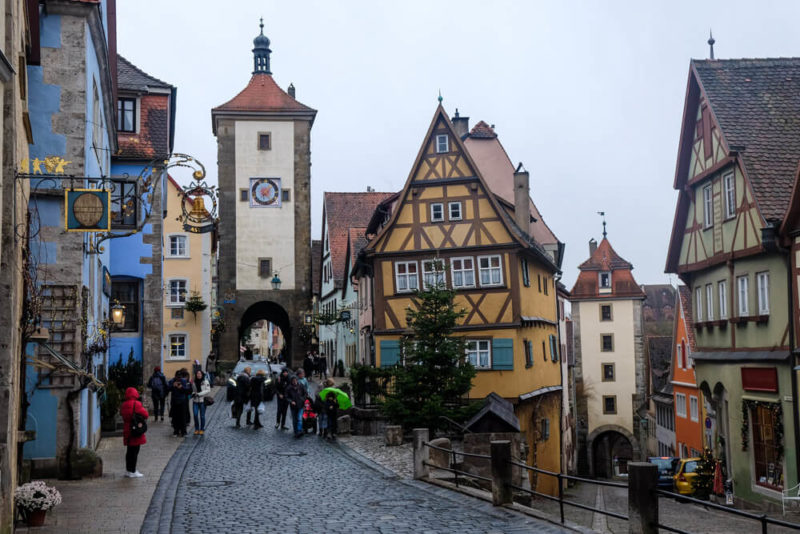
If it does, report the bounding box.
[14,480,62,526]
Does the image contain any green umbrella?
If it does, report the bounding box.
[318,387,352,410]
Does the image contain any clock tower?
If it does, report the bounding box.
[212,20,316,366]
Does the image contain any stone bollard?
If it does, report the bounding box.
[385,425,403,446]
[413,428,430,479]
[337,415,351,436]
[628,462,659,534]
[490,440,513,506]
[428,437,451,468]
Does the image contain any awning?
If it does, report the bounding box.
[692,350,790,362]
[521,316,557,327]
[519,385,562,401]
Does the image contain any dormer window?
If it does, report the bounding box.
[599,271,611,289]
[436,134,449,153]
[117,97,136,132]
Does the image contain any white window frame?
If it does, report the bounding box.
[706,284,714,321]
[466,339,491,369]
[757,271,769,315]
[436,134,449,154]
[676,393,687,418]
[478,255,503,287]
[394,261,418,293]
[677,343,683,369]
[168,332,188,360]
[737,275,749,317]
[689,395,699,422]
[168,279,188,307]
[599,271,611,289]
[167,234,189,258]
[703,184,713,228]
[448,201,462,221]
[695,286,703,321]
[422,259,445,290]
[724,172,736,219]
[450,257,475,289]
[718,280,728,319]
[430,203,444,222]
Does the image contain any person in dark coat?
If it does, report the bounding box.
[303,353,314,382]
[274,368,290,430]
[324,391,339,440]
[146,366,168,421]
[120,387,149,477]
[168,372,191,436]
[285,375,305,438]
[319,352,328,380]
[249,369,266,429]
[233,367,252,428]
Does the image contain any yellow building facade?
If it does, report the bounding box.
[162,177,213,379]
[366,106,564,495]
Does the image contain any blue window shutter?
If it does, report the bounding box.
[492,338,514,370]
[380,340,400,368]
[549,334,559,362]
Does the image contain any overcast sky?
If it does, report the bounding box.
[117,1,800,290]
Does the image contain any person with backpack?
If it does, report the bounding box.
[120,387,149,477]
[146,367,168,421]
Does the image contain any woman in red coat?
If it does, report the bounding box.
[119,387,149,478]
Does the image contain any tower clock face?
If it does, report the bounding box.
[250,177,281,207]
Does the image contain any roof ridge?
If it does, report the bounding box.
[117,54,173,89]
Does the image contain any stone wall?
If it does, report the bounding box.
[141,173,163,379]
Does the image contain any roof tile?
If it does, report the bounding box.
[213,74,314,114]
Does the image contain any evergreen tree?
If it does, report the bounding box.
[691,447,715,500]
[381,266,476,431]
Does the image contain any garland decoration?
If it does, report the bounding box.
[740,399,783,461]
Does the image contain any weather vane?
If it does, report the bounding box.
[597,211,607,239]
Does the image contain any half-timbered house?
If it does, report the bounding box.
[666,58,800,506]
[365,105,564,495]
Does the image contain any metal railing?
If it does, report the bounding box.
[654,489,800,534]
[422,441,491,488]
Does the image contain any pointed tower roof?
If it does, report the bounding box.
[570,238,644,300]
[211,20,316,134]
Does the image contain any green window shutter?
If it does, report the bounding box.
[549,334,559,362]
[380,340,400,368]
[492,338,514,370]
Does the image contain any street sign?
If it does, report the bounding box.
[340,310,351,321]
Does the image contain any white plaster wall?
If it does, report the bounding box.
[235,120,296,290]
[578,299,637,436]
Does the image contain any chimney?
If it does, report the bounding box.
[589,238,597,256]
[452,108,469,139]
[288,83,296,98]
[513,163,530,233]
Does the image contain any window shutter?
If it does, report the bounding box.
[549,334,559,362]
[492,338,514,370]
[380,340,400,368]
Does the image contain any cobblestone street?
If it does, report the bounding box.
[142,390,570,534]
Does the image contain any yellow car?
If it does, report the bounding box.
[673,457,701,495]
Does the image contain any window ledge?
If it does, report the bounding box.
[166,255,191,260]
[756,314,770,324]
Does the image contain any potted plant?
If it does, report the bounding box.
[184,291,208,320]
[15,480,62,526]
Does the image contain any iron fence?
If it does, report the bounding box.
[422,441,492,488]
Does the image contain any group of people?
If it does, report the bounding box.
[229,366,270,428]
[146,365,211,436]
[302,351,329,380]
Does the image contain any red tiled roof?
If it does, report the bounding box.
[212,74,315,114]
[469,120,497,139]
[311,240,322,296]
[678,285,696,350]
[570,238,645,299]
[323,192,394,293]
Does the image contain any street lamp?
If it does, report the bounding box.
[271,272,282,290]
[110,301,126,327]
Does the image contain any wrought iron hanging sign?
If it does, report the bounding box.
[174,154,217,233]
[65,189,110,232]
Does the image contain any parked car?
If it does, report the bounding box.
[231,360,285,401]
[673,457,701,495]
[647,457,678,489]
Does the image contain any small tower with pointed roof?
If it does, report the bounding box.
[212,21,317,368]
[569,235,647,477]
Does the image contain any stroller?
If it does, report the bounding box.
[302,398,317,434]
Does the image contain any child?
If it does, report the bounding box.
[324,392,339,441]
[302,398,317,434]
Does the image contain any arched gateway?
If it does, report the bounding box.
[211,21,317,368]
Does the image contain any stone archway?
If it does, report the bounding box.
[239,301,292,363]
[587,424,640,478]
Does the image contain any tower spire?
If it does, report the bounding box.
[708,29,715,60]
[598,211,607,239]
[252,18,272,75]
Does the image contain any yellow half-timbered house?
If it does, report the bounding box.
[365,105,564,494]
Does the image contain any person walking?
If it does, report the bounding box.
[297,368,309,397]
[206,352,217,386]
[323,391,339,441]
[303,353,314,382]
[250,369,266,429]
[146,366,168,421]
[274,368,290,430]
[191,370,211,435]
[120,387,149,477]
[168,371,191,437]
[233,366,252,428]
[286,375,305,438]
[319,352,328,380]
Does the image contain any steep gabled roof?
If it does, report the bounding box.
[570,238,644,300]
[323,192,394,294]
[578,238,633,271]
[213,74,314,114]
[677,285,696,351]
[117,55,173,91]
[648,336,674,396]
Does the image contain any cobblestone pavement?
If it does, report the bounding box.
[144,387,571,534]
[338,435,413,479]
